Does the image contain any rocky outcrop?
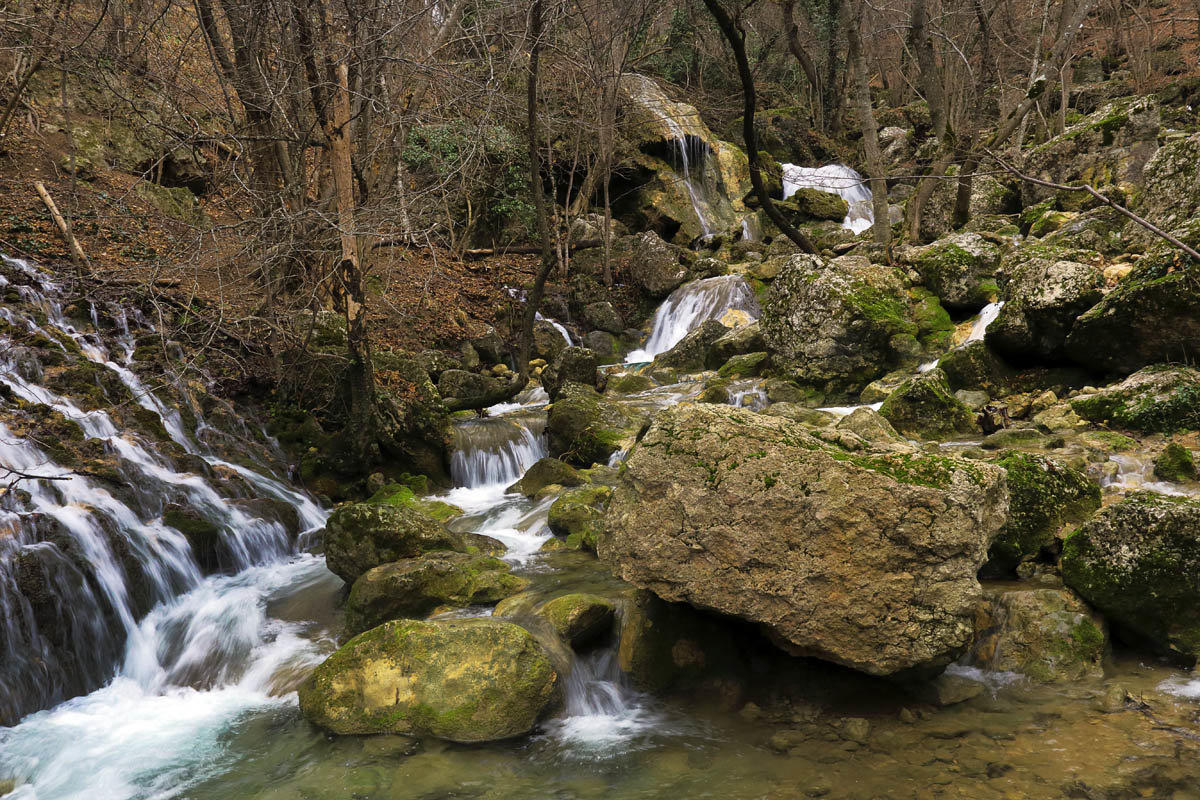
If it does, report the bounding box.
[600,404,1008,676]
[970,587,1107,682]
[1062,492,1200,662]
[652,320,728,373]
[761,254,920,397]
[986,255,1105,362]
[879,369,976,439]
[1125,129,1200,249]
[437,369,521,412]
[298,618,559,741]
[1070,366,1200,433]
[582,301,624,335]
[909,233,1001,312]
[546,382,647,466]
[984,452,1100,576]
[322,503,461,584]
[541,347,600,401]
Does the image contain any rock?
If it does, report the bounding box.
[162,505,227,573]
[719,308,753,328]
[717,352,769,379]
[910,233,1002,312]
[879,369,976,439]
[414,350,461,382]
[980,427,1049,449]
[835,406,904,445]
[605,373,654,394]
[617,589,747,691]
[542,347,600,401]
[986,257,1104,362]
[507,457,585,497]
[970,587,1106,682]
[298,618,559,741]
[582,301,624,335]
[984,452,1100,576]
[779,189,849,222]
[1070,366,1200,433]
[761,254,919,397]
[471,327,506,365]
[532,319,570,363]
[547,485,613,552]
[582,331,620,361]
[1154,443,1197,482]
[1062,491,1200,661]
[707,320,766,367]
[437,369,517,411]
[956,389,990,410]
[1125,129,1200,250]
[546,382,644,466]
[622,231,691,298]
[322,503,461,584]
[839,717,871,743]
[915,673,984,707]
[652,320,729,373]
[536,593,616,649]
[938,341,1015,396]
[343,553,528,636]
[600,404,1007,676]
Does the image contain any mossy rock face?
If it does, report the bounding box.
[547,485,613,552]
[605,373,654,395]
[343,552,528,636]
[835,407,903,445]
[651,320,729,374]
[1062,491,1200,662]
[879,369,976,440]
[572,231,688,298]
[1070,366,1200,433]
[1125,129,1200,251]
[542,347,600,401]
[937,341,1015,396]
[910,233,1002,312]
[507,457,585,497]
[984,452,1101,576]
[536,593,616,649]
[706,320,766,368]
[778,189,849,222]
[582,302,624,335]
[986,254,1104,362]
[322,503,461,584]
[1154,443,1198,482]
[697,378,731,404]
[298,618,559,741]
[366,484,463,522]
[909,289,954,352]
[437,369,514,411]
[971,587,1106,682]
[717,351,769,379]
[134,183,208,227]
[546,382,644,467]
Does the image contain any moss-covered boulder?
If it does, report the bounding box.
[937,340,1015,396]
[879,369,976,439]
[706,320,766,368]
[1124,129,1200,250]
[366,484,463,523]
[590,231,689,298]
[437,369,519,412]
[605,373,654,395]
[716,351,769,379]
[322,503,461,584]
[1062,492,1200,661]
[761,254,920,397]
[1070,366,1200,433]
[970,587,1106,682]
[537,593,616,649]
[343,552,528,636]
[984,452,1101,575]
[507,457,585,497]
[651,320,729,373]
[835,406,904,445]
[582,302,624,335]
[910,233,1001,312]
[546,382,644,467]
[547,484,613,552]
[779,188,849,222]
[541,347,600,401]
[986,254,1104,362]
[298,618,559,741]
[1154,443,1197,482]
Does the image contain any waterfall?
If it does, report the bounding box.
[918,301,1006,374]
[449,415,547,490]
[782,163,874,235]
[626,275,761,363]
[0,255,328,735]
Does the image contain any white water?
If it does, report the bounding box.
[1101,454,1200,497]
[782,164,874,235]
[817,401,884,419]
[918,301,1006,373]
[626,275,760,362]
[450,415,548,490]
[0,256,333,798]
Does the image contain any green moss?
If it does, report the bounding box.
[1072,374,1200,433]
[1154,443,1197,482]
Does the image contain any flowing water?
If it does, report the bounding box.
[782,163,875,235]
[625,275,760,362]
[918,300,1006,373]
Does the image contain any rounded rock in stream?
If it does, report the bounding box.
[298,618,559,742]
[600,404,1008,676]
[536,593,616,649]
[322,503,461,584]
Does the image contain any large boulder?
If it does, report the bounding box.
[937,340,1015,395]
[706,320,766,367]
[298,618,559,741]
[1124,129,1200,250]
[1062,492,1200,661]
[878,368,976,439]
[437,369,521,412]
[909,233,1002,312]
[617,231,690,298]
[984,452,1101,575]
[343,552,529,636]
[761,254,920,397]
[541,347,599,401]
[531,319,570,363]
[547,484,613,552]
[536,593,616,649]
[600,404,1008,676]
[1070,366,1200,433]
[546,382,646,466]
[986,254,1104,362]
[322,503,461,584]
[507,457,585,497]
[651,320,728,373]
[582,301,624,335]
[970,587,1107,682]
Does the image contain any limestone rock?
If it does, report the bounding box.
[542,347,600,401]
[879,369,976,439]
[652,320,729,373]
[1154,443,1197,482]
[537,593,616,649]
[910,233,1001,312]
[1070,366,1200,433]
[986,257,1104,362]
[298,618,559,741]
[546,382,645,466]
[547,484,613,552]
[707,320,766,368]
[600,404,1008,676]
[507,457,585,497]
[582,301,624,335]
[970,587,1106,682]
[322,503,461,584]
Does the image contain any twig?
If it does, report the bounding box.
[984,149,1200,264]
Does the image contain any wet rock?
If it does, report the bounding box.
[779,189,848,222]
[582,331,619,361]
[298,618,559,741]
[582,301,624,335]
[322,503,461,584]
[1070,366,1200,433]
[986,256,1104,362]
[909,233,1002,312]
[652,320,729,373]
[879,369,976,439]
[470,327,506,365]
[971,587,1106,681]
[536,593,616,649]
[915,674,983,706]
[605,373,654,395]
[1154,443,1197,482]
[343,552,528,636]
[547,485,613,552]
[835,406,904,445]
[532,319,570,363]
[541,347,600,401]
[546,382,645,467]
[716,352,769,379]
[1063,491,1200,661]
[838,717,871,743]
[938,341,1015,396]
[620,231,691,298]
[507,457,585,497]
[761,254,920,397]
[437,369,519,412]
[980,427,1048,449]
[984,452,1100,576]
[601,404,1008,676]
[162,505,228,573]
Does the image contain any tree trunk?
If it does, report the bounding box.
[846,4,890,245]
[702,0,817,253]
[909,0,947,141]
[782,0,824,128]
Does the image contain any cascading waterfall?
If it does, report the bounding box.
[917,301,1006,374]
[782,163,875,235]
[449,415,548,490]
[626,275,761,363]
[0,255,334,795]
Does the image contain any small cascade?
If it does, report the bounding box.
[626,275,761,362]
[782,164,874,234]
[449,415,548,491]
[546,645,663,757]
[537,312,573,347]
[1101,454,1199,497]
[918,301,1006,373]
[728,381,769,411]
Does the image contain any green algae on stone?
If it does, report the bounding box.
[547,484,613,552]
[1070,366,1200,434]
[879,368,976,440]
[1154,443,1198,482]
[322,503,462,584]
[536,593,616,649]
[298,618,559,741]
